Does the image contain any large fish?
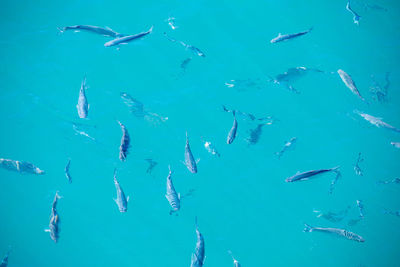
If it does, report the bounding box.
[165,166,180,214]
[58,25,124,37]
[104,26,153,47]
[190,218,205,267]
[355,111,400,133]
[270,28,313,43]
[337,69,365,101]
[304,224,365,242]
[227,111,238,144]
[0,158,44,174]
[113,169,129,213]
[45,192,61,243]
[76,77,89,119]
[285,167,339,182]
[117,121,131,161]
[184,132,198,173]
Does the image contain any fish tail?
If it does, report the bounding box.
[303,223,313,232]
[331,166,340,173]
[57,27,65,34]
[148,25,154,33]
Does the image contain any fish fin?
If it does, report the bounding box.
[127,196,130,202]
[303,224,313,232]
[57,27,65,34]
[331,166,340,173]
[105,26,113,31]
[44,229,50,232]
[148,25,154,33]
[178,193,181,200]
[196,158,200,164]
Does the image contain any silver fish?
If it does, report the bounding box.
[45,191,61,243]
[164,32,205,57]
[65,159,72,183]
[0,158,44,175]
[190,217,205,267]
[227,111,238,144]
[184,132,198,173]
[165,166,180,214]
[117,121,130,161]
[391,142,400,149]
[346,1,361,25]
[356,200,365,218]
[58,25,124,37]
[76,77,89,118]
[286,167,339,182]
[355,111,400,133]
[338,69,365,101]
[113,169,129,213]
[304,224,364,242]
[270,27,313,43]
[276,137,297,159]
[354,152,363,176]
[104,26,153,47]
[329,171,342,194]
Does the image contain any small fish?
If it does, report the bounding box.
[346,1,361,25]
[313,206,350,223]
[270,27,313,43]
[224,78,261,91]
[104,26,153,47]
[286,167,339,182]
[228,251,241,267]
[354,152,364,176]
[276,137,297,159]
[0,158,44,175]
[117,121,130,161]
[113,169,129,213]
[58,25,124,37]
[391,142,400,149]
[355,111,400,133]
[383,209,400,217]
[65,159,72,183]
[164,32,206,57]
[167,17,178,30]
[247,123,266,145]
[338,70,365,101]
[45,191,61,243]
[370,72,389,102]
[76,77,89,119]
[377,178,400,185]
[0,249,11,267]
[356,200,365,218]
[227,111,238,144]
[329,171,342,194]
[165,166,180,214]
[190,217,205,267]
[304,224,365,242]
[72,123,96,141]
[203,139,220,157]
[145,159,157,174]
[184,132,198,173]
[364,3,387,12]
[269,67,322,93]
[181,57,192,71]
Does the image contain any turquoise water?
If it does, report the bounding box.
[1,0,400,266]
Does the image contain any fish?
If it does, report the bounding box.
[45,191,61,243]
[337,70,365,101]
[190,217,205,267]
[285,167,339,182]
[228,251,241,267]
[354,152,363,176]
[276,137,297,159]
[356,200,365,218]
[76,76,89,119]
[329,171,342,194]
[202,139,220,157]
[145,159,157,174]
[164,32,206,57]
[65,159,72,183]
[113,169,129,213]
[370,72,390,102]
[377,178,400,185]
[0,158,44,175]
[270,27,313,43]
[165,166,180,214]
[270,67,322,93]
[313,206,350,223]
[304,224,365,242]
[227,111,238,144]
[346,1,361,25]
[391,142,400,149]
[58,25,124,37]
[104,26,153,47]
[117,121,130,161]
[355,110,400,133]
[383,209,400,217]
[167,17,178,30]
[181,57,192,71]
[247,123,267,145]
[0,249,10,267]
[72,123,96,141]
[224,78,261,91]
[184,132,198,173]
